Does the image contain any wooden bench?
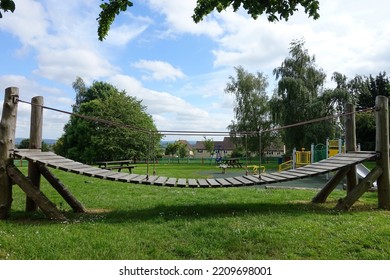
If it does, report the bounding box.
[221,158,242,168]
[103,165,135,173]
[97,160,135,173]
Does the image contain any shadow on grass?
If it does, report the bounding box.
[71,200,349,224]
[7,199,379,225]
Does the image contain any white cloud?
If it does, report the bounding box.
[104,12,153,46]
[107,74,232,138]
[34,48,120,84]
[146,0,223,38]
[132,60,186,81]
[0,0,49,47]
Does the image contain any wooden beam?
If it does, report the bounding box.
[335,166,383,211]
[6,164,67,221]
[375,95,390,209]
[312,166,351,203]
[39,165,86,213]
[26,96,44,211]
[345,103,357,193]
[0,87,19,219]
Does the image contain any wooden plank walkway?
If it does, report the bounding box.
[12,149,376,188]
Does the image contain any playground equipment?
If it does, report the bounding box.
[279,138,345,171]
[0,87,389,220]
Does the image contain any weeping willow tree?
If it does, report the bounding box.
[270,39,336,153]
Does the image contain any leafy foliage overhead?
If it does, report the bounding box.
[0,0,15,18]
[192,0,320,23]
[1,1,320,40]
[97,0,133,41]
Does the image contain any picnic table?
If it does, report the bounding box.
[221,158,242,168]
[97,160,135,173]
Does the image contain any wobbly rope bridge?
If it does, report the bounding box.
[13,149,376,188]
[1,87,389,221]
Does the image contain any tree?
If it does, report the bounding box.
[270,39,333,153]
[54,79,161,163]
[178,143,188,158]
[165,142,180,157]
[97,0,133,41]
[225,66,273,157]
[356,112,375,151]
[0,0,15,18]
[202,137,215,155]
[2,1,320,41]
[192,0,320,23]
[17,139,50,152]
[357,72,390,109]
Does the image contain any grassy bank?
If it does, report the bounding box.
[1,163,389,260]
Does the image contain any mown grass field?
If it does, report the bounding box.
[1,161,389,260]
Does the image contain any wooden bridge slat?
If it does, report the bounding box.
[94,170,123,179]
[278,170,309,179]
[188,179,199,188]
[117,174,144,182]
[215,178,232,187]
[311,162,347,168]
[143,175,160,185]
[165,178,177,187]
[197,179,209,188]
[225,177,243,186]
[234,176,254,185]
[261,172,294,181]
[206,178,221,188]
[297,165,333,172]
[51,163,85,171]
[68,167,102,175]
[153,176,168,186]
[130,175,148,183]
[253,174,275,183]
[107,172,135,181]
[284,168,319,175]
[243,175,262,184]
[177,178,187,187]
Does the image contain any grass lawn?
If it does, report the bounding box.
[1,161,389,260]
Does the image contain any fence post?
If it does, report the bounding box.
[0,87,19,219]
[26,96,44,212]
[345,103,357,193]
[376,96,390,209]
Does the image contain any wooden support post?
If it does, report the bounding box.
[345,103,357,193]
[312,166,351,203]
[335,166,383,211]
[0,87,19,219]
[26,96,43,212]
[376,96,390,209]
[39,165,86,213]
[7,165,67,221]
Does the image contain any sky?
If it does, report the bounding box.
[0,0,389,142]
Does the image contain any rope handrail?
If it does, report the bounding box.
[17,98,375,136]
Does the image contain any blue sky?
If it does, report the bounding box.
[1,0,389,141]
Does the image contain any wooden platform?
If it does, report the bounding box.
[12,149,376,188]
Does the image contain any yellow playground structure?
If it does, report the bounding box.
[278,138,345,172]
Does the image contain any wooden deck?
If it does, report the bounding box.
[12,149,376,188]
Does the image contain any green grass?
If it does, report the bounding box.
[1,162,389,260]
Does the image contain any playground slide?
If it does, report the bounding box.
[356,163,377,188]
